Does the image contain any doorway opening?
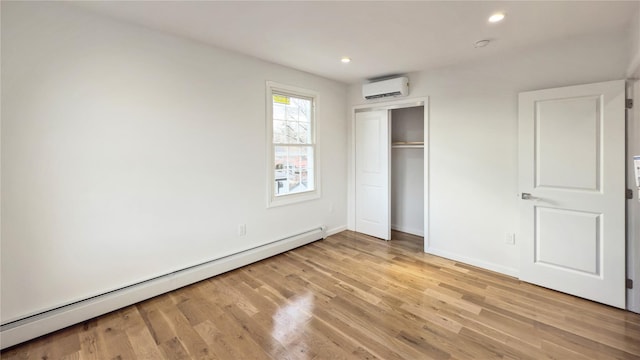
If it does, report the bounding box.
[351,97,429,252]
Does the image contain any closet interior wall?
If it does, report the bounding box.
[391,106,425,237]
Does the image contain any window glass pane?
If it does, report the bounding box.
[285,105,297,121]
[298,122,311,144]
[273,102,286,120]
[274,145,314,196]
[273,93,312,145]
[273,120,285,143]
[292,97,311,123]
[285,121,298,143]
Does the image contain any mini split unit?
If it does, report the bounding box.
[362,77,409,100]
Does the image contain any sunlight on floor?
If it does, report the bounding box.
[271,292,314,351]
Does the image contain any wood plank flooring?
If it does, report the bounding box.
[2,230,640,359]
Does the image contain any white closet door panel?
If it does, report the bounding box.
[355,110,390,240]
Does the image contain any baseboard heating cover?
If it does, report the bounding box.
[0,226,326,349]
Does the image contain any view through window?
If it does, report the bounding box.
[272,91,315,197]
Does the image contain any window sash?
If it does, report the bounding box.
[272,91,314,146]
[273,145,314,197]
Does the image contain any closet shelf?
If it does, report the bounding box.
[392,141,424,149]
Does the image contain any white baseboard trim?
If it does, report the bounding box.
[0,227,325,350]
[391,224,424,237]
[425,247,519,278]
[325,225,347,237]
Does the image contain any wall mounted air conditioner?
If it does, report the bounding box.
[362,77,409,100]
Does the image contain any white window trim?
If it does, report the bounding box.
[266,81,321,208]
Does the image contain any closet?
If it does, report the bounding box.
[391,106,424,237]
[354,100,427,241]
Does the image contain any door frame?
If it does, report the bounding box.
[348,97,430,249]
[628,79,640,313]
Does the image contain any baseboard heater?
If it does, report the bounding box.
[0,226,326,349]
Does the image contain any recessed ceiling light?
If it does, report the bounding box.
[488,13,505,23]
[474,39,491,48]
[341,57,351,64]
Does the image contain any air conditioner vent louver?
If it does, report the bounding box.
[362,77,409,100]
[365,91,402,99]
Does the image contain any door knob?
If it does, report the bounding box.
[521,193,533,200]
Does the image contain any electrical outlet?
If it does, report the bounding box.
[505,233,515,245]
[238,224,246,236]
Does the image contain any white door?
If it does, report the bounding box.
[518,80,626,308]
[355,110,391,240]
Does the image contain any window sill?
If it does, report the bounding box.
[268,190,320,208]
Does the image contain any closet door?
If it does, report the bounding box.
[355,110,390,240]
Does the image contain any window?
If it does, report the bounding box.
[267,82,319,207]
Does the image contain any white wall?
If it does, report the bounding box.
[348,29,631,276]
[627,5,640,78]
[1,2,347,324]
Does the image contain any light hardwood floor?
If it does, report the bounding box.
[2,230,640,359]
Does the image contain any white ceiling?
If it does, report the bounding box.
[74,1,639,84]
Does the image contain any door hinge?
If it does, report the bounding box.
[627,188,634,200]
[626,99,633,109]
[627,278,634,289]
